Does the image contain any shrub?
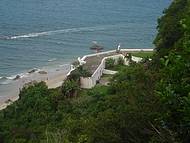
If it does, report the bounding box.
[68,66,91,81]
[78,66,91,77]
[117,57,124,65]
[105,58,115,69]
[61,79,79,98]
[125,53,132,61]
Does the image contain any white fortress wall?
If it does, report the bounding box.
[80,77,93,89]
[80,48,154,89]
[120,48,153,52]
[131,56,143,63]
[81,48,153,61]
[80,54,125,89]
[103,69,118,75]
[66,65,76,76]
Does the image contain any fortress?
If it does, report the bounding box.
[71,48,153,89]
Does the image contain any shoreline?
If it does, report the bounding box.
[0,66,71,110]
[0,48,154,111]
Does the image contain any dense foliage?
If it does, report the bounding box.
[0,0,189,142]
[154,0,189,57]
[105,58,115,69]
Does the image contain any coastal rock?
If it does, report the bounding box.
[38,71,47,74]
[13,75,20,80]
[28,69,37,74]
[5,99,12,104]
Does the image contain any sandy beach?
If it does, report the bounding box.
[0,65,70,110]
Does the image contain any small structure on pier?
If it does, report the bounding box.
[90,41,104,53]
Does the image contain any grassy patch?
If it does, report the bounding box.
[78,85,108,98]
[101,74,113,79]
[107,64,128,71]
[90,84,109,94]
[130,51,154,58]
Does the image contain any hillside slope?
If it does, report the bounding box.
[0,0,190,142]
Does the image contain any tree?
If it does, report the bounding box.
[154,0,188,57]
[61,79,79,98]
[105,58,115,69]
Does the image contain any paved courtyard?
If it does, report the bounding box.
[83,51,127,75]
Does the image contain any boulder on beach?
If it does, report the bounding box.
[28,69,37,74]
[38,71,47,74]
[5,99,12,104]
[13,75,20,80]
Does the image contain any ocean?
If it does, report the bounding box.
[0,0,171,99]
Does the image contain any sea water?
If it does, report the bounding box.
[0,0,171,98]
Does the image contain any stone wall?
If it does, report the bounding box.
[80,54,125,89]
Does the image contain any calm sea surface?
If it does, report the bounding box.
[0,0,171,78]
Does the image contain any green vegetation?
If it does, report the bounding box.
[107,64,127,71]
[105,57,125,70]
[100,74,113,80]
[117,57,125,65]
[61,79,79,98]
[130,51,153,58]
[68,66,91,80]
[0,0,190,142]
[105,58,115,69]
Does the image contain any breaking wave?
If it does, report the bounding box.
[48,58,57,62]
[6,73,28,80]
[7,25,113,40]
[0,68,40,81]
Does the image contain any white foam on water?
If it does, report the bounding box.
[6,75,17,80]
[27,68,41,74]
[59,64,69,67]
[19,73,28,78]
[6,73,28,80]
[8,24,123,40]
[48,58,57,62]
[0,76,9,82]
